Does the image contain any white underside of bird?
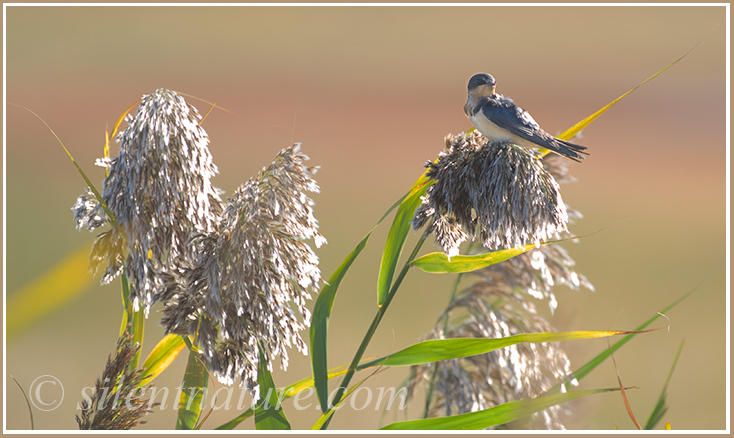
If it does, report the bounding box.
[470,112,543,152]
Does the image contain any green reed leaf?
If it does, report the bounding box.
[381,388,619,430]
[377,179,431,306]
[175,349,209,430]
[254,347,291,430]
[310,193,406,414]
[139,334,187,387]
[537,43,702,158]
[359,330,640,369]
[644,340,685,430]
[547,284,700,394]
[411,243,538,274]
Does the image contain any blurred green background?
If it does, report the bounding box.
[5,5,727,431]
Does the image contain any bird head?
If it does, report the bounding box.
[467,73,497,97]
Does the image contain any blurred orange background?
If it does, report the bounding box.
[5,5,727,431]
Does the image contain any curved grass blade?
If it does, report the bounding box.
[199,103,216,126]
[14,104,123,233]
[359,330,648,369]
[217,329,644,429]
[177,91,239,118]
[104,99,141,177]
[607,334,642,429]
[644,340,685,430]
[11,376,34,430]
[139,334,187,387]
[254,347,291,430]
[377,179,432,306]
[537,43,703,158]
[548,283,701,394]
[108,99,140,147]
[175,349,209,430]
[313,353,388,432]
[411,243,537,274]
[9,105,140,341]
[310,235,369,413]
[7,245,95,340]
[310,374,371,430]
[310,193,407,414]
[381,388,619,430]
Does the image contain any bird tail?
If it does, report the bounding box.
[550,138,589,163]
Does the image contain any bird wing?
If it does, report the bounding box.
[478,96,588,161]
[479,96,554,145]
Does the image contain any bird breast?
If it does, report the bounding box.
[470,113,513,142]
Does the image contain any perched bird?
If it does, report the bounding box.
[464,73,588,162]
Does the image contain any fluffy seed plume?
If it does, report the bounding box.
[75,330,158,430]
[413,130,568,256]
[158,144,325,391]
[406,286,575,430]
[72,88,224,314]
[476,244,594,313]
[71,187,107,232]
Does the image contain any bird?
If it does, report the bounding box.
[464,73,588,162]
